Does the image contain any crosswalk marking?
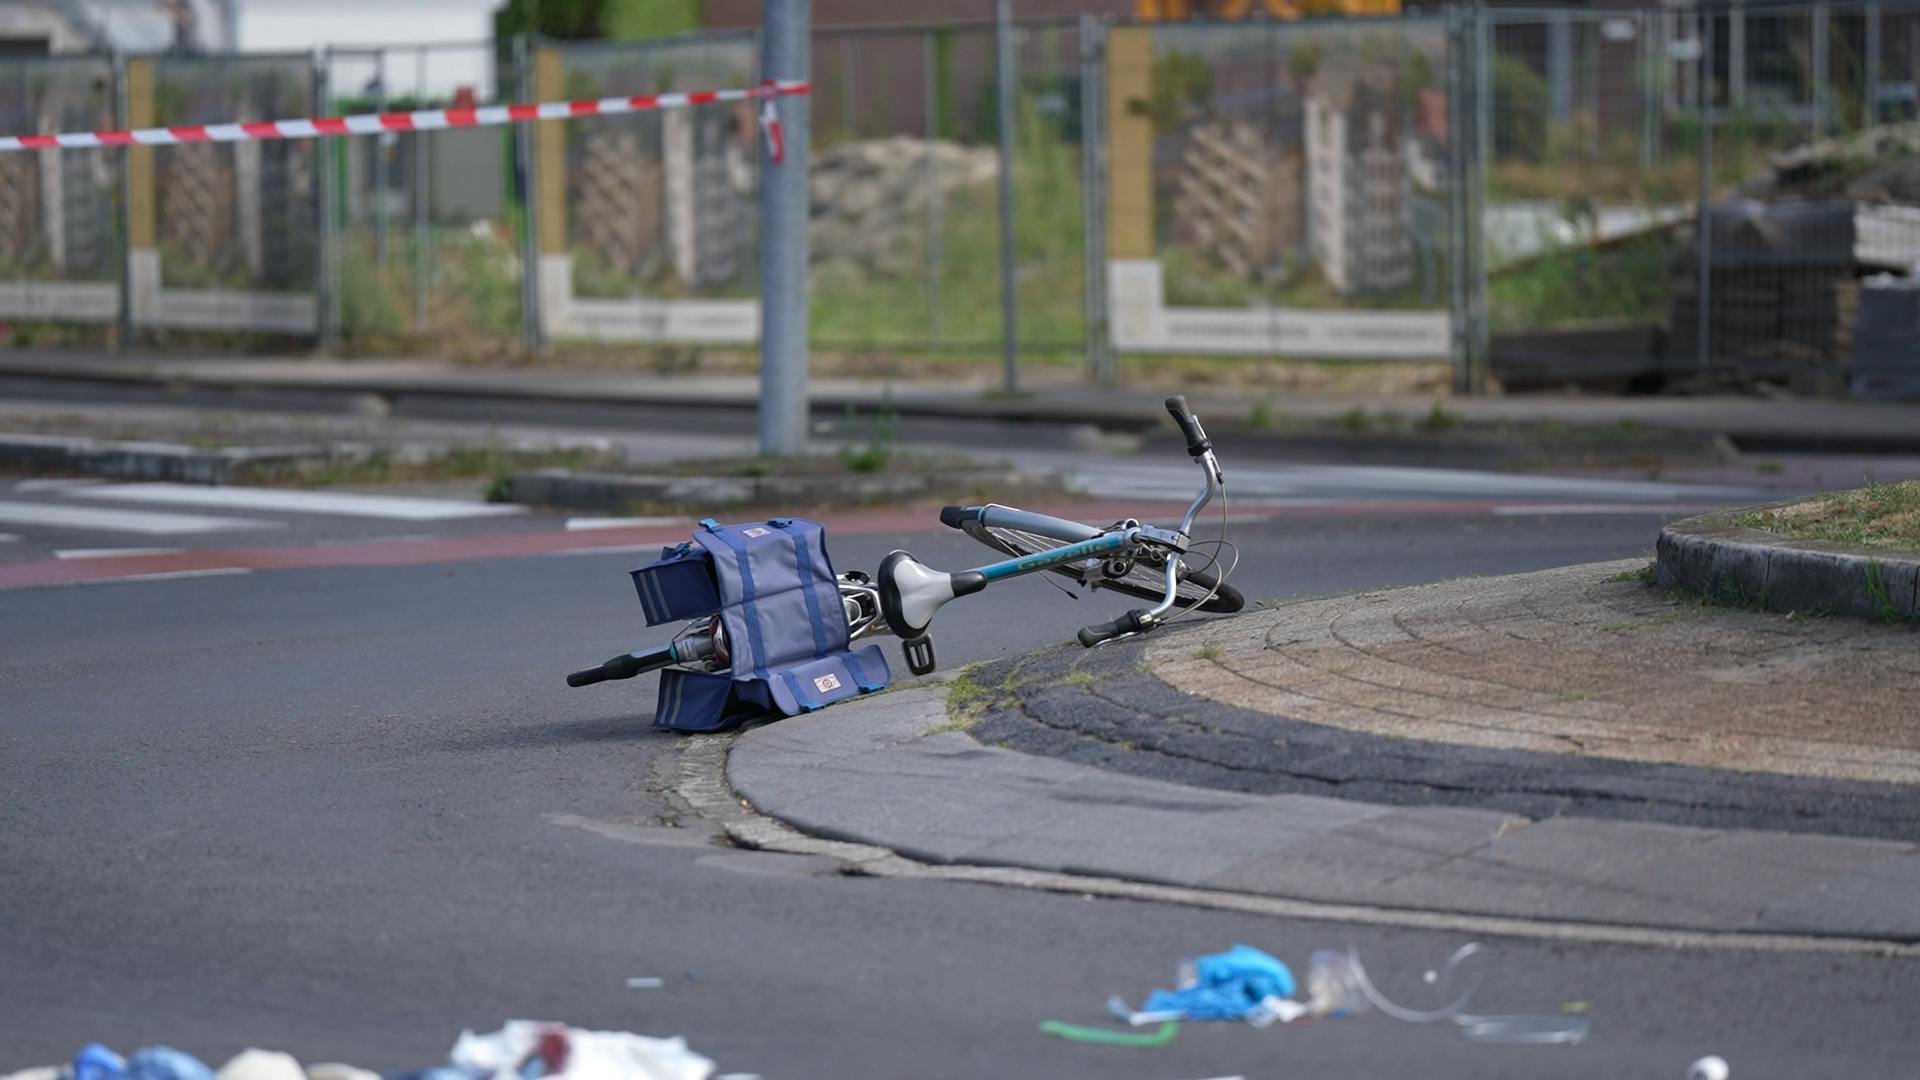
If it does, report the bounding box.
[1491,504,1699,516]
[55,547,187,560]
[565,516,686,531]
[70,483,528,521]
[69,567,252,586]
[0,501,283,536]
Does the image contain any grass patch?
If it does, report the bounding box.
[1733,482,1920,550]
[248,445,616,500]
[1191,645,1223,661]
[1604,563,1658,586]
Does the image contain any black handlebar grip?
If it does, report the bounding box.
[567,666,609,687]
[1164,395,1211,457]
[1077,609,1150,648]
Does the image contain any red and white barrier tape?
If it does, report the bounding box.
[0,78,808,152]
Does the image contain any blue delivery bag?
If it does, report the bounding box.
[641,517,891,733]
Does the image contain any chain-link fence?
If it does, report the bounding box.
[6,6,1920,397]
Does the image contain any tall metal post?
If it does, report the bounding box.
[1471,3,1492,393]
[924,29,942,348]
[1696,11,1713,369]
[1867,0,1882,128]
[759,0,812,456]
[374,50,389,267]
[317,47,338,349]
[112,50,131,350]
[1078,14,1109,383]
[1812,4,1830,137]
[414,45,430,331]
[994,0,1019,394]
[512,35,541,359]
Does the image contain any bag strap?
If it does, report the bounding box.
[708,527,770,681]
[779,669,824,713]
[774,520,834,660]
[842,647,885,693]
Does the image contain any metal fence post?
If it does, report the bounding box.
[414,45,429,332]
[1696,10,1713,369]
[758,0,811,456]
[1078,14,1110,383]
[1446,7,1468,393]
[1812,4,1830,137]
[995,0,1019,395]
[923,29,943,349]
[1868,0,1882,127]
[374,50,388,268]
[1472,3,1492,393]
[316,46,338,349]
[112,49,131,350]
[512,35,541,359]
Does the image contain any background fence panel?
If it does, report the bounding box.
[0,56,119,328]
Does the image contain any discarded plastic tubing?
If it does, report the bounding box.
[1308,943,1589,1045]
[1037,1020,1180,1047]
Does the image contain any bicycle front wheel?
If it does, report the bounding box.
[957,516,1244,615]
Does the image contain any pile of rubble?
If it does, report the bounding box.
[809,136,998,278]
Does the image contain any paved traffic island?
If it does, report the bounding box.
[1657,482,1920,622]
[727,557,1920,940]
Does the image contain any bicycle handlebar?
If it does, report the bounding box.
[1165,395,1212,458]
[1078,608,1153,648]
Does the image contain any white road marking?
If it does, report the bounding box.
[0,501,282,535]
[1491,504,1700,516]
[0,533,16,543]
[565,516,686,531]
[13,478,106,493]
[69,567,251,586]
[71,483,528,521]
[55,547,187,560]
[547,543,662,557]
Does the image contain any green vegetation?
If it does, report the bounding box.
[810,92,1086,351]
[248,444,616,500]
[837,399,898,474]
[492,0,698,41]
[1734,482,1920,551]
[1604,563,1659,587]
[1488,232,1672,330]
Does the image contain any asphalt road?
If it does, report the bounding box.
[6,493,1919,1078]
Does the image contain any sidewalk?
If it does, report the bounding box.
[6,350,1920,453]
[727,559,1920,941]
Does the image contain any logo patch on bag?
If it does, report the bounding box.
[743,527,771,538]
[813,673,842,693]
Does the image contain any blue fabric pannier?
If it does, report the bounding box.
[644,517,891,733]
[629,542,722,627]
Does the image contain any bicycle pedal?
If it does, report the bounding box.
[901,633,937,676]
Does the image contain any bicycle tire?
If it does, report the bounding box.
[958,518,1244,615]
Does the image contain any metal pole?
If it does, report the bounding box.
[924,29,942,348]
[1472,4,1492,393]
[1868,0,1882,128]
[374,50,388,267]
[513,35,541,358]
[112,49,130,350]
[414,45,429,331]
[1078,14,1100,382]
[1696,10,1713,370]
[758,0,811,456]
[994,0,1019,395]
[1812,4,1830,137]
[317,46,338,349]
[1447,8,1467,393]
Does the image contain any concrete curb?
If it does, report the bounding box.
[1657,504,1920,621]
[728,686,1920,940]
[0,432,331,485]
[9,353,1920,455]
[509,463,1027,512]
